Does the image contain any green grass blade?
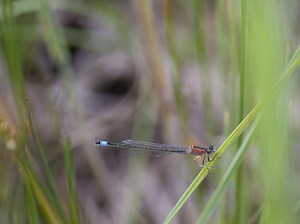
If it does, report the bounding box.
[163,102,261,224]
[24,178,39,224]
[0,0,26,117]
[15,153,64,224]
[163,45,300,224]
[25,100,59,196]
[25,100,67,222]
[197,114,262,224]
[235,0,248,222]
[63,140,80,224]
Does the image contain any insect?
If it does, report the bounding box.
[94,139,215,165]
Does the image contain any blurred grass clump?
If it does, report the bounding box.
[1,0,300,223]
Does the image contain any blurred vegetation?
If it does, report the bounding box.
[0,0,300,223]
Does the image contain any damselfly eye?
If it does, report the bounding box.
[207,145,214,153]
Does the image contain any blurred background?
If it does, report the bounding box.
[0,0,300,223]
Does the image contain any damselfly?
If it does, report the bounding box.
[94,139,215,165]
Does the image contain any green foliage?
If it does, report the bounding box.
[1,0,299,223]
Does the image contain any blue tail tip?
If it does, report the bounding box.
[94,140,109,146]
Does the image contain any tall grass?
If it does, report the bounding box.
[0,1,79,223]
[1,0,299,223]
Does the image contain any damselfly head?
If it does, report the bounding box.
[207,145,215,154]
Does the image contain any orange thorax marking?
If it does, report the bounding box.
[190,146,207,155]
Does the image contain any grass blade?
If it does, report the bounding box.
[163,45,300,223]
[197,114,262,223]
[63,140,80,224]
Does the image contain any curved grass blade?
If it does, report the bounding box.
[163,104,261,224]
[163,45,300,224]
[196,114,262,224]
